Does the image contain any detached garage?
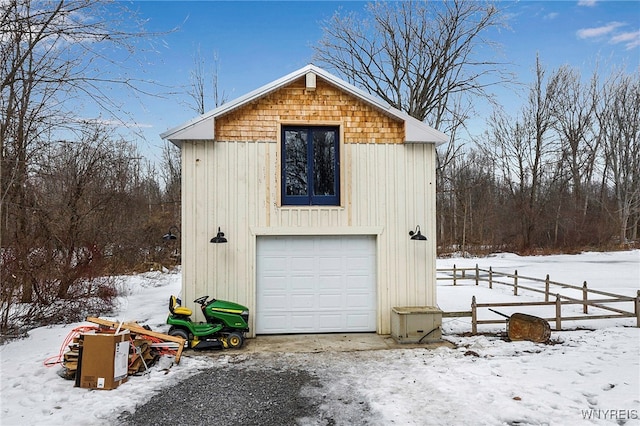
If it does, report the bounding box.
[160,64,448,337]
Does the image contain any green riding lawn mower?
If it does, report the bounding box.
[167,295,249,350]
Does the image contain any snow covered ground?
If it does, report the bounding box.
[1,251,638,425]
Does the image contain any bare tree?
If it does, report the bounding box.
[542,65,604,245]
[2,125,131,330]
[1,0,166,332]
[187,47,228,115]
[37,129,124,294]
[485,56,560,249]
[160,140,182,253]
[2,0,160,245]
[598,69,640,244]
[550,66,598,208]
[189,47,207,115]
[436,54,636,254]
[443,148,499,254]
[161,47,230,260]
[314,0,513,249]
[314,0,510,131]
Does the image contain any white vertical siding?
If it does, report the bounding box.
[181,139,437,335]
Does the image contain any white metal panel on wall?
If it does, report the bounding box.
[256,235,376,334]
[180,140,271,322]
[180,139,437,335]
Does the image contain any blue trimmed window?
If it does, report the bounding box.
[282,126,340,206]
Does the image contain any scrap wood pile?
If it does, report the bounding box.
[59,338,81,380]
[58,317,185,381]
[128,337,160,375]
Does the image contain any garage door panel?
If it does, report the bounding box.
[318,275,342,289]
[290,238,311,251]
[345,293,371,308]
[346,275,371,289]
[347,255,372,267]
[291,314,315,329]
[262,276,287,291]
[261,315,288,330]
[316,238,339,250]
[318,314,342,329]
[291,276,314,290]
[347,313,374,328]
[262,256,288,270]
[318,294,342,308]
[257,235,376,334]
[291,256,315,271]
[318,256,342,270]
[261,294,289,309]
[291,294,315,308]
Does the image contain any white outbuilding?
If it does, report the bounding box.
[161,64,448,337]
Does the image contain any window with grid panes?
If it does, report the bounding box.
[281,126,339,205]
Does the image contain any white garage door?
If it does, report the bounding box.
[256,235,376,334]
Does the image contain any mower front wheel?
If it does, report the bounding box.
[168,327,190,348]
[226,331,244,349]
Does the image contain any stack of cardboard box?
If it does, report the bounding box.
[59,318,186,389]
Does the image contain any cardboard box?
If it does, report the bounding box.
[76,330,130,390]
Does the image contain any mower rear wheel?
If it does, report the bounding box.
[168,327,190,348]
[226,331,244,349]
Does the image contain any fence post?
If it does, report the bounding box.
[475,264,479,286]
[471,296,477,334]
[514,270,518,296]
[555,294,562,331]
[545,274,550,302]
[635,290,640,328]
[489,267,493,289]
[453,264,457,286]
[582,281,588,314]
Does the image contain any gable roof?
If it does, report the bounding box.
[160,64,449,146]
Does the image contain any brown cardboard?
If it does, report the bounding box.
[77,330,130,390]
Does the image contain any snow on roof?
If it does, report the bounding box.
[160,64,449,146]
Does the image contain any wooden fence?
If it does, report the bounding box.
[437,265,640,333]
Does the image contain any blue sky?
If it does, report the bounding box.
[115,1,639,164]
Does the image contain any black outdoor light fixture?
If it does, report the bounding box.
[210,227,228,244]
[409,225,427,241]
[162,226,180,241]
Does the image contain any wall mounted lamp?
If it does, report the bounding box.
[210,227,228,244]
[162,226,180,241]
[409,226,427,241]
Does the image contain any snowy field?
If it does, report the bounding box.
[1,250,638,425]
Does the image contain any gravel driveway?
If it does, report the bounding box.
[117,352,375,426]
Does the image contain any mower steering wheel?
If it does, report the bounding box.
[194,296,209,305]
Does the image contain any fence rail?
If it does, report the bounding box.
[436,265,640,333]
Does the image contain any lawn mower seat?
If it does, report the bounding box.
[169,295,193,316]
